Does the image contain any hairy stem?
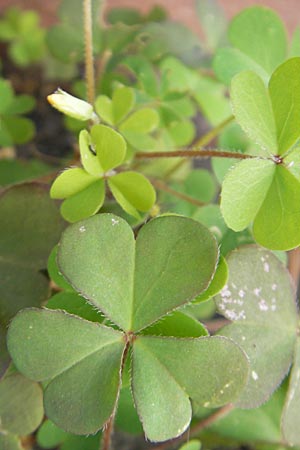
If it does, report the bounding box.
[83,0,95,104]
[135,149,257,160]
[102,415,114,450]
[151,404,234,450]
[288,247,300,296]
[101,337,132,450]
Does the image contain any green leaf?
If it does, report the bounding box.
[269,57,300,155]
[179,440,201,450]
[142,311,208,338]
[220,158,275,231]
[57,214,218,332]
[90,124,126,172]
[113,86,135,124]
[194,77,231,126]
[7,308,124,435]
[123,55,158,97]
[47,291,103,323]
[290,27,300,57]
[115,386,143,434]
[132,335,249,441]
[46,24,83,63]
[60,179,105,223]
[0,372,43,435]
[193,204,227,242]
[229,7,287,75]
[196,0,226,51]
[0,78,14,113]
[37,419,71,448]
[0,183,65,326]
[0,159,52,187]
[215,246,297,407]
[231,71,277,155]
[120,108,159,134]
[185,169,217,203]
[79,130,103,176]
[208,385,285,442]
[0,434,22,450]
[213,47,269,86]
[37,419,101,450]
[47,246,74,291]
[4,94,35,115]
[1,116,35,145]
[193,255,228,304]
[108,171,156,217]
[282,338,300,446]
[166,121,195,147]
[50,168,99,199]
[95,95,114,125]
[253,165,300,250]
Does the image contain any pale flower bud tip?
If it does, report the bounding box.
[47,88,95,121]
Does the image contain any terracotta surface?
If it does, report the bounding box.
[0,0,299,35]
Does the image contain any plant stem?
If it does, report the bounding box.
[151,404,234,450]
[288,247,300,293]
[151,179,205,207]
[135,149,257,160]
[102,415,115,450]
[83,0,95,105]
[193,116,234,149]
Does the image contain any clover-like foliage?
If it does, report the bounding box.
[221,57,300,250]
[50,124,156,222]
[8,214,249,442]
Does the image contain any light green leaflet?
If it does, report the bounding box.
[213,6,287,84]
[50,124,156,222]
[8,214,249,441]
[221,58,300,250]
[215,246,297,408]
[179,440,201,450]
[95,85,159,150]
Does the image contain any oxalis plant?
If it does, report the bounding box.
[2,1,300,450]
